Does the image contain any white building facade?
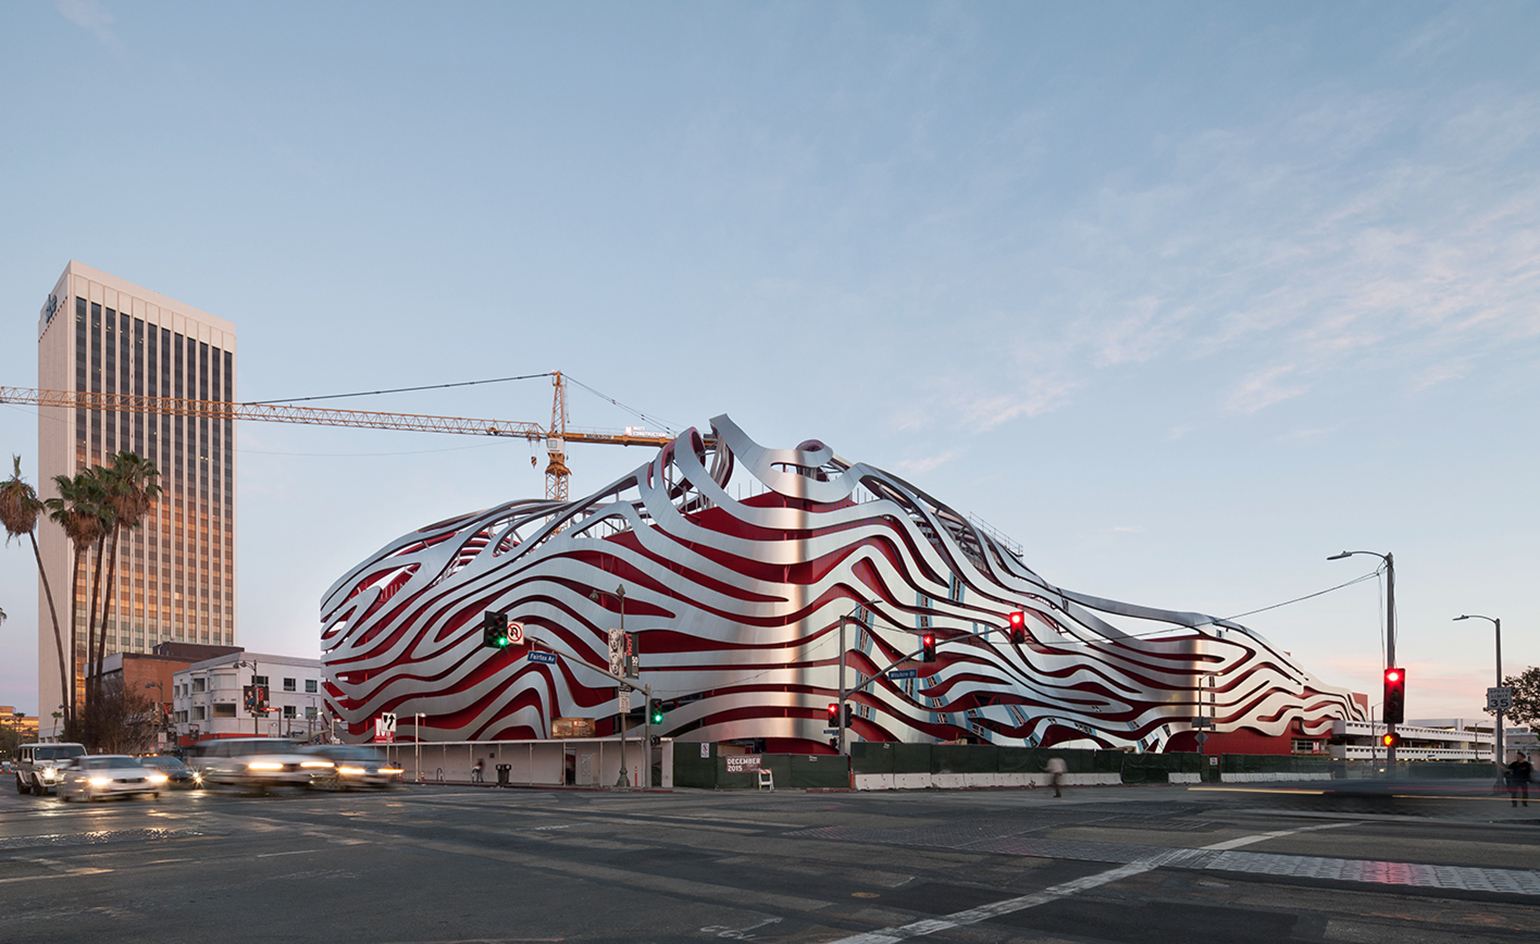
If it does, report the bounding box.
[36,261,238,737]
[171,652,325,742]
[1330,717,1514,762]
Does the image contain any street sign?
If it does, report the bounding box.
[888,668,917,680]
[623,632,639,679]
[505,620,525,646]
[375,712,397,743]
[618,690,631,713]
[528,651,558,665]
[1488,686,1514,711]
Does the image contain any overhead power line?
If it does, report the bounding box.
[249,372,553,405]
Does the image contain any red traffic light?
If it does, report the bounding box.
[827,703,840,725]
[1382,666,1406,725]
[921,633,937,662]
[1008,611,1026,643]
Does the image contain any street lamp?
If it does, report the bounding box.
[232,659,261,736]
[836,599,882,756]
[1329,550,1398,763]
[1454,614,1503,771]
[144,681,166,749]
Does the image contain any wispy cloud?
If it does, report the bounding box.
[1226,365,1307,414]
[55,0,123,53]
[956,373,1082,431]
[893,449,958,475]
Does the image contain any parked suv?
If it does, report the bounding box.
[190,738,334,790]
[14,742,88,795]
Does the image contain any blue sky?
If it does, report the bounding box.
[1,2,1536,720]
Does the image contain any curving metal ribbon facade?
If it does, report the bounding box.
[320,416,1365,751]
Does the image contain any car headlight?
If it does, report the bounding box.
[88,776,112,786]
[300,761,334,769]
[43,767,57,778]
[338,765,366,776]
[147,774,169,785]
[379,767,404,775]
[247,761,284,771]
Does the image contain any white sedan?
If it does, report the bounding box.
[59,755,168,802]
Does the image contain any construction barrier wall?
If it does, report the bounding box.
[672,742,1499,790]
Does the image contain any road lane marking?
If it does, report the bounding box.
[0,868,111,884]
[824,859,1160,944]
[256,848,324,858]
[1200,821,1355,851]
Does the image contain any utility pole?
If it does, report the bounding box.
[1456,614,1504,773]
[1329,551,1398,764]
[1385,553,1397,764]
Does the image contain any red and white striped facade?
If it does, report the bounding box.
[320,416,1365,752]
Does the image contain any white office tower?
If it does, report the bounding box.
[36,262,237,737]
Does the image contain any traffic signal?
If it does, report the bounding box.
[843,703,855,728]
[921,633,936,662]
[649,700,664,725]
[1383,667,1406,725]
[1381,732,1400,749]
[827,703,840,727]
[1008,611,1026,643]
[483,611,510,649]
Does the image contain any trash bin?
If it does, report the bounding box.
[496,763,511,787]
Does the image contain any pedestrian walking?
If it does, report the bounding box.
[1508,752,1532,807]
[473,757,485,784]
[1047,755,1067,798]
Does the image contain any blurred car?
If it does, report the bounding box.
[14,742,87,795]
[137,754,200,789]
[299,744,403,789]
[191,737,335,790]
[59,754,168,801]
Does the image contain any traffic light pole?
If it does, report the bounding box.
[1385,553,1396,764]
[1330,551,1397,764]
[529,643,652,788]
[836,601,881,757]
[839,623,1005,750]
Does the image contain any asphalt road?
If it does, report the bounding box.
[2,778,1538,943]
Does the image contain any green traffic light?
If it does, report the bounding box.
[650,706,664,725]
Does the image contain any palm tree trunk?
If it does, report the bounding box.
[94,527,121,691]
[85,532,106,725]
[68,547,83,734]
[30,532,69,735]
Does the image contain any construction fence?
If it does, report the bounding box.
[671,742,1499,791]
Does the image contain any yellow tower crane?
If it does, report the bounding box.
[0,371,681,501]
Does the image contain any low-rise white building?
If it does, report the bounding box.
[172,651,329,743]
[1328,717,1514,762]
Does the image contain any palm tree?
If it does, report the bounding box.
[1,456,69,733]
[90,451,162,690]
[45,470,105,731]
[76,467,116,725]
